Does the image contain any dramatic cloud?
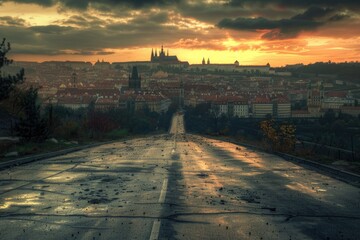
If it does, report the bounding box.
[4,0,182,10]
[227,0,360,9]
[0,16,27,26]
[218,7,351,39]
[0,0,359,65]
[29,25,74,34]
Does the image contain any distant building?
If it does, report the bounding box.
[134,93,171,113]
[210,96,249,118]
[212,99,229,117]
[94,59,111,70]
[307,81,324,107]
[340,106,360,117]
[95,97,120,111]
[189,61,270,74]
[57,95,94,110]
[233,101,249,118]
[151,45,180,64]
[128,66,141,90]
[252,96,273,118]
[306,81,355,116]
[273,97,291,118]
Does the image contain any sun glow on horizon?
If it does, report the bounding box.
[1,1,359,67]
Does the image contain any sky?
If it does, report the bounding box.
[1,0,360,66]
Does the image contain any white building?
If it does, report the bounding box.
[233,102,249,118]
[252,97,273,118]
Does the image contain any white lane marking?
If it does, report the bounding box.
[149,178,168,240]
[149,220,161,240]
[158,178,168,203]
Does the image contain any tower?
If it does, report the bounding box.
[129,66,141,90]
[151,48,154,61]
[207,58,210,65]
[307,81,312,100]
[320,81,324,100]
[202,57,205,65]
[160,45,165,57]
[179,79,184,109]
[71,72,77,88]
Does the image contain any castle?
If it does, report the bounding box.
[151,45,180,64]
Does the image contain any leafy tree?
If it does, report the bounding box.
[278,123,296,152]
[0,38,24,101]
[15,87,48,141]
[260,119,278,150]
[260,119,296,152]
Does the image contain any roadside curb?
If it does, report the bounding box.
[0,141,116,170]
[275,152,360,186]
[203,135,360,186]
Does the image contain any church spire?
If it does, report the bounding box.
[202,57,205,65]
[129,66,141,91]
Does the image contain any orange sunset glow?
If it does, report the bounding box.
[1,0,360,66]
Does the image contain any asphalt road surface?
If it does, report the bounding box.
[0,114,359,240]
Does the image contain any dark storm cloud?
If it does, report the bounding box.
[217,6,351,39]
[3,0,54,7]
[1,13,204,56]
[2,0,358,55]
[291,7,335,20]
[329,14,351,22]
[227,0,360,9]
[218,17,323,39]
[30,25,74,34]
[4,0,182,9]
[0,16,26,26]
[59,14,107,28]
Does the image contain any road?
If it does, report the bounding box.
[0,114,359,239]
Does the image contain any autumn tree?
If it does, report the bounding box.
[260,119,296,152]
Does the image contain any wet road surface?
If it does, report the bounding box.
[0,114,359,240]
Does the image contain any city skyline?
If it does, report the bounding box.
[1,0,360,66]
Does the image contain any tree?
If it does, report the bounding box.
[260,119,279,150]
[15,87,48,141]
[0,38,24,101]
[260,119,296,152]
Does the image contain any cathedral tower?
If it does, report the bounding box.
[129,66,141,90]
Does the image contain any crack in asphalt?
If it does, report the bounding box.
[0,163,81,195]
[2,210,359,222]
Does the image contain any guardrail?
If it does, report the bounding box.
[0,141,116,170]
[275,152,360,185]
[203,135,360,186]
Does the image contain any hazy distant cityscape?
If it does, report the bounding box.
[3,46,360,119]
